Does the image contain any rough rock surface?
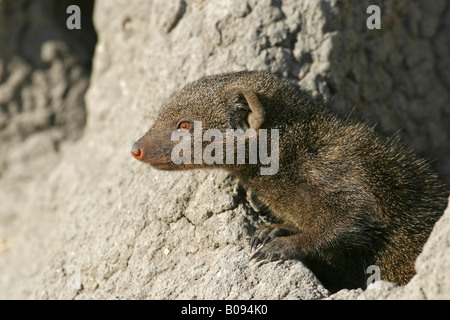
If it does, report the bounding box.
[0,0,449,299]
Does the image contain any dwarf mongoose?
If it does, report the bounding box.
[131,71,449,292]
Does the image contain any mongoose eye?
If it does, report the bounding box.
[178,121,191,132]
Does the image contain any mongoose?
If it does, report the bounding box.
[131,71,449,292]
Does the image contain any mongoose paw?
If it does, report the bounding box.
[249,224,299,262]
[249,237,299,263]
[250,224,285,252]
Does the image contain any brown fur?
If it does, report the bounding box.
[131,71,449,292]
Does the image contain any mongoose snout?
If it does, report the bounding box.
[131,143,144,161]
[131,71,449,292]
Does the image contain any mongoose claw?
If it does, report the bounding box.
[250,225,275,252]
[250,224,295,253]
[249,250,261,262]
[249,247,281,263]
[249,239,284,262]
[249,224,300,262]
[249,238,258,253]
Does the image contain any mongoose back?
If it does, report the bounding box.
[131,71,449,292]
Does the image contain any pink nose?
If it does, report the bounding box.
[131,143,144,160]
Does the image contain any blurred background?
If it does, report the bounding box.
[0,0,96,183]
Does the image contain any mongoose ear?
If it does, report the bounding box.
[229,88,265,130]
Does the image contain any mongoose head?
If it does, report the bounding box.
[131,72,270,171]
